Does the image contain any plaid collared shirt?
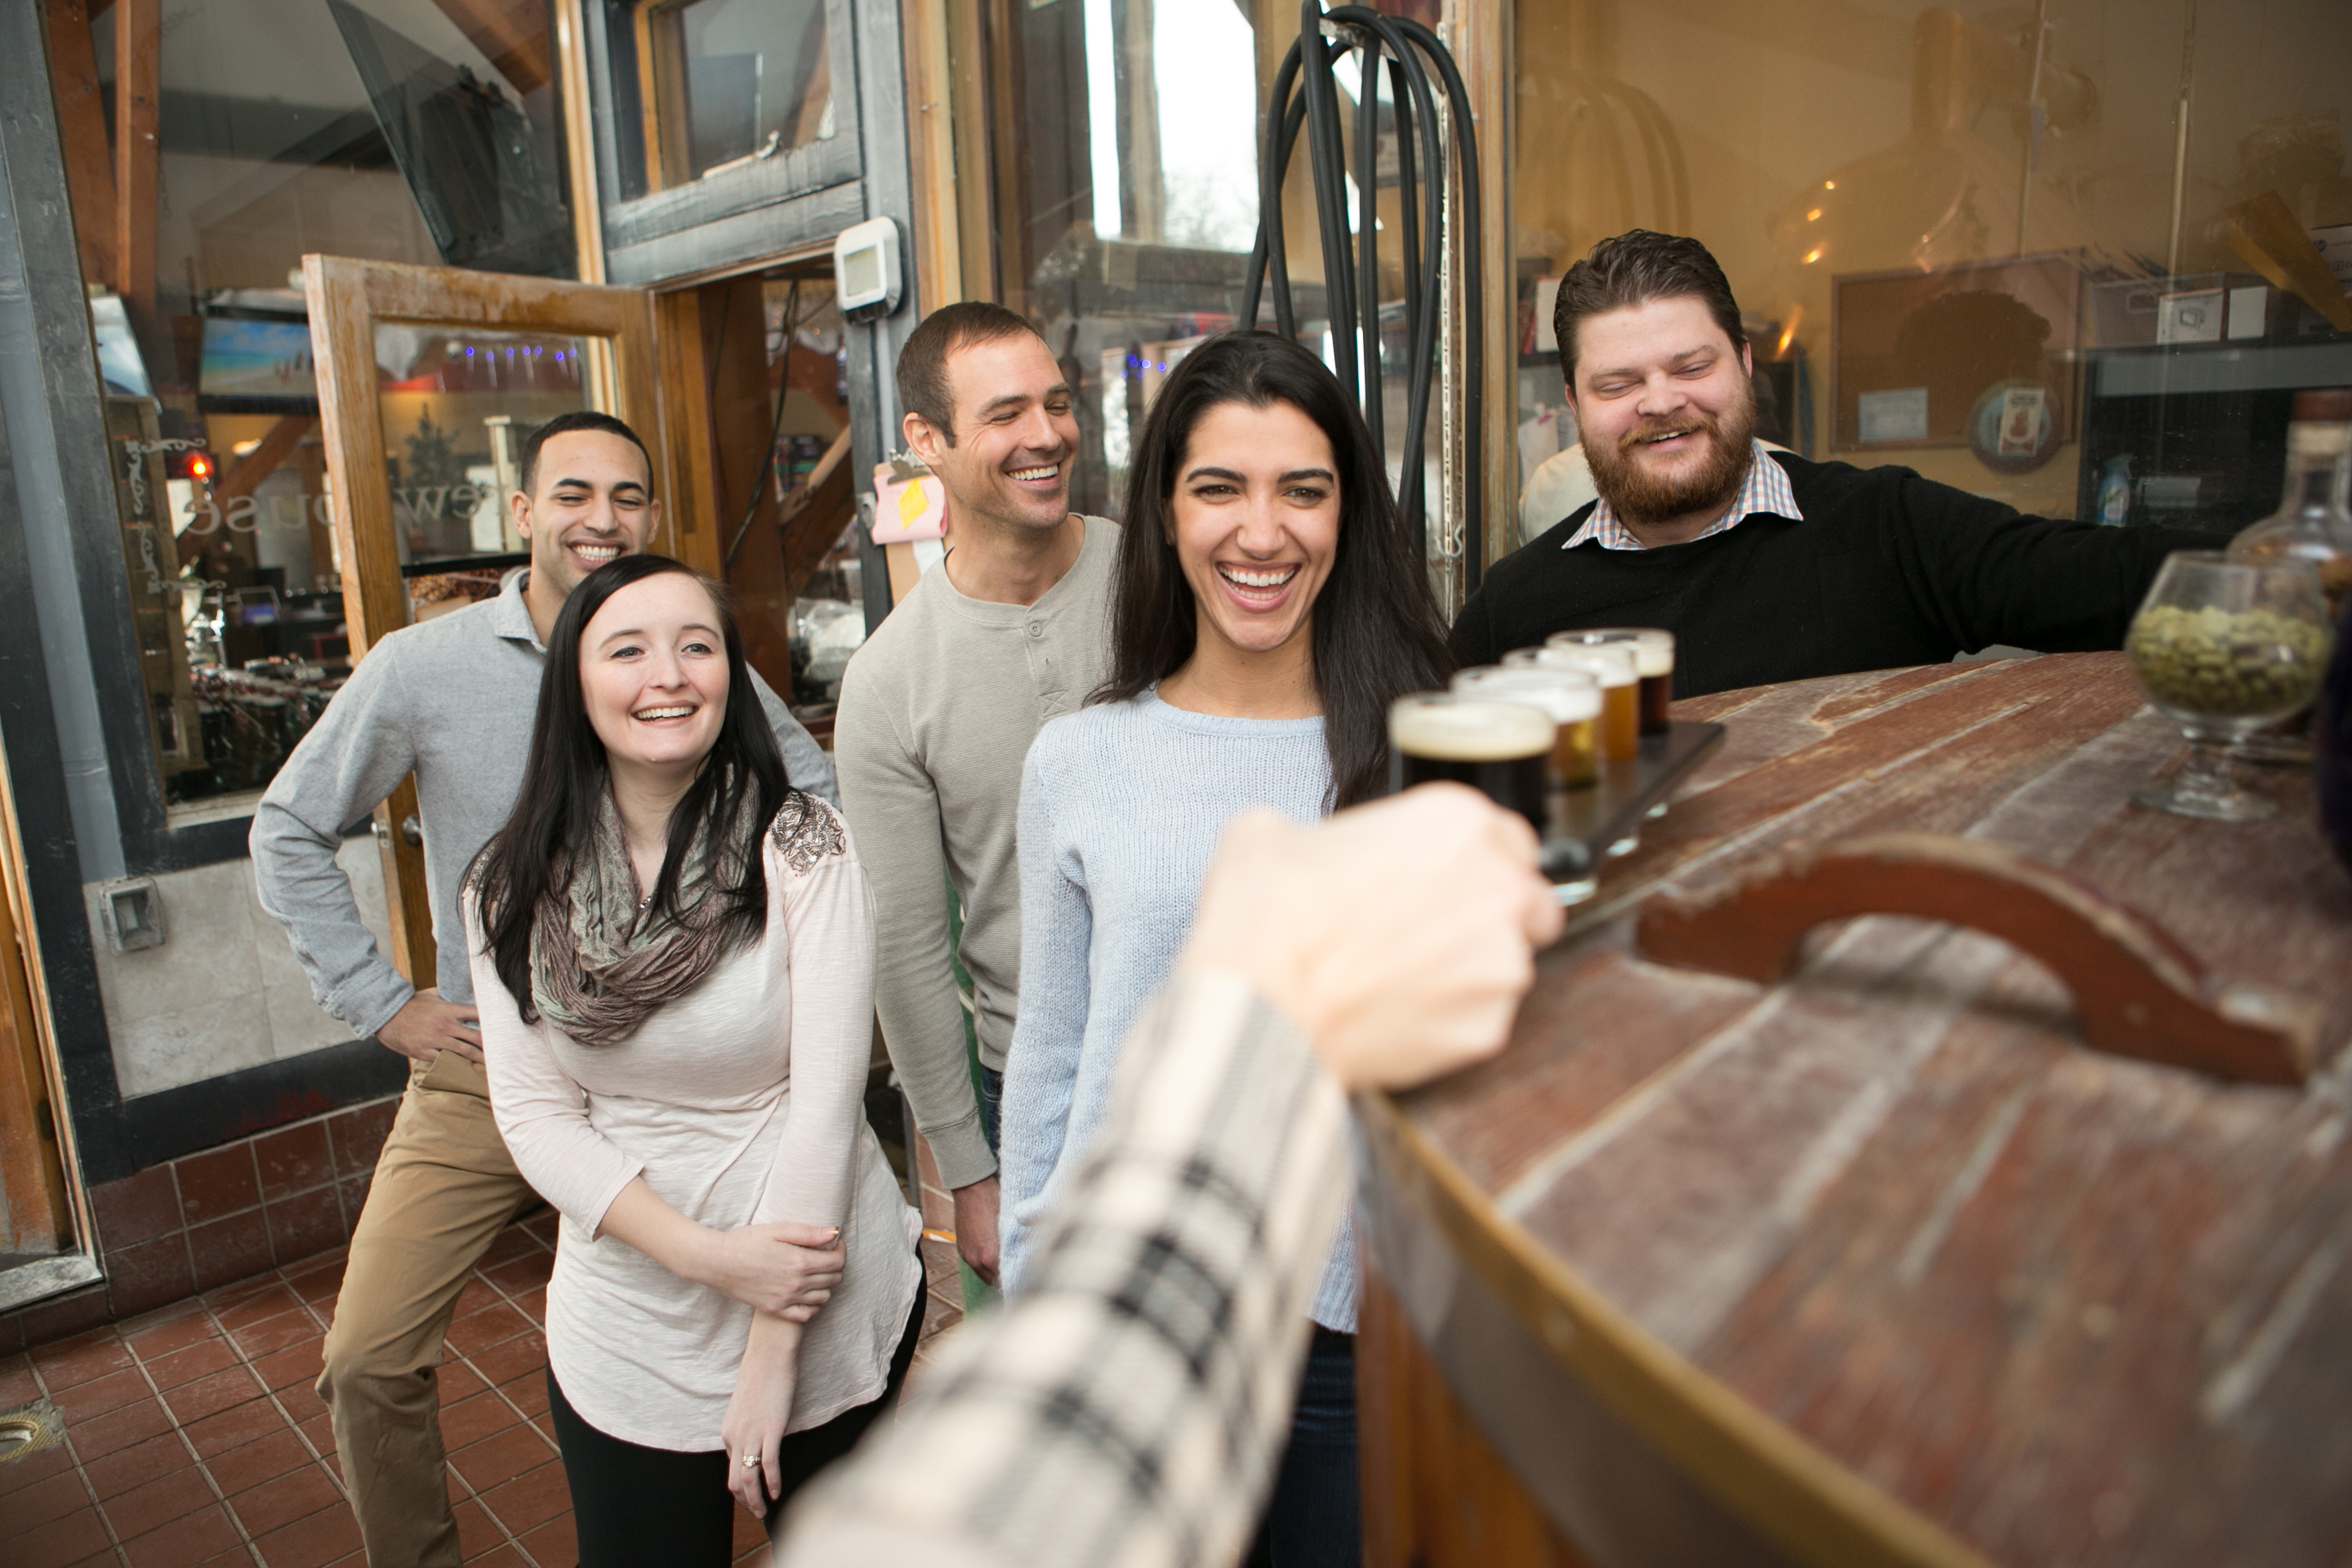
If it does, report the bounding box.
[781,973,1349,1568]
[1563,441,1802,550]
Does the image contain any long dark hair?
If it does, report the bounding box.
[470,554,793,1022]
[1097,330,1453,807]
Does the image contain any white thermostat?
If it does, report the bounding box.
[833,218,903,323]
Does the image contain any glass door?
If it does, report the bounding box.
[302,255,670,990]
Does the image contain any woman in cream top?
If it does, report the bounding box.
[466,555,920,1566]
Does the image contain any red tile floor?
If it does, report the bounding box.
[1,1212,968,1567]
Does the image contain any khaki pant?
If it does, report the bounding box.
[318,1051,536,1568]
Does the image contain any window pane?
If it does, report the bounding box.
[995,0,1263,519]
[1510,0,2352,547]
[372,326,593,569]
[68,0,577,813]
[761,279,867,707]
[617,0,837,198]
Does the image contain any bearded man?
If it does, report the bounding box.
[1454,230,2207,696]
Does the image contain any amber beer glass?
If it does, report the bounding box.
[1506,644,1638,762]
[1550,629,1675,735]
[1388,694,1556,835]
[1452,665,1601,788]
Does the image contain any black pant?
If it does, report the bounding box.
[547,1280,926,1567]
[1245,1325,1361,1567]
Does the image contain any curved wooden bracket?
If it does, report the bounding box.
[1633,833,2319,1087]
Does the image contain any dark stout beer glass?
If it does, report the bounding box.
[1388,694,1555,835]
[1549,629,1675,734]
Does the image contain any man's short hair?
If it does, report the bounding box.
[1554,230,1747,381]
[897,301,1050,445]
[519,411,653,497]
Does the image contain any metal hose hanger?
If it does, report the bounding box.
[1241,2,1485,595]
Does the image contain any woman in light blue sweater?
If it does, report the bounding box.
[999,332,1454,1566]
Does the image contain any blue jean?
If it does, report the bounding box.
[1245,1326,1361,1567]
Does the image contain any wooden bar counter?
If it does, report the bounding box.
[1358,651,2352,1568]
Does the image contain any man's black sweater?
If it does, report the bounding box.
[1454,451,2213,697]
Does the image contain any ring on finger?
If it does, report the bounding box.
[741,1452,761,1469]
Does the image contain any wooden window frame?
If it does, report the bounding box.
[302,254,672,987]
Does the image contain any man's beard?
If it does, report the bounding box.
[1584,387,1757,530]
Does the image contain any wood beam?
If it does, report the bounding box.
[113,0,158,322]
[982,0,1032,313]
[733,428,853,698]
[211,414,317,507]
[0,721,77,1256]
[775,426,854,596]
[653,287,723,575]
[902,0,961,309]
[43,0,114,287]
[555,0,604,283]
[372,778,435,993]
[949,0,996,302]
[0,847,72,1255]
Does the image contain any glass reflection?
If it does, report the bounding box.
[67,0,577,810]
[370,325,593,568]
[326,0,574,275]
[998,0,1263,519]
[624,0,836,195]
[1512,0,2352,550]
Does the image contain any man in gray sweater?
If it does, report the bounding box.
[250,412,834,1567]
[835,303,1116,1286]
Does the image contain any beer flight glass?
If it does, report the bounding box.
[1549,628,1675,735]
[1390,689,1601,902]
[1552,628,1678,818]
[1388,693,1555,836]
[1452,664,1601,789]
[1391,629,1681,903]
[1504,644,1639,762]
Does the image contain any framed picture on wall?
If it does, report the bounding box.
[1830,252,2085,456]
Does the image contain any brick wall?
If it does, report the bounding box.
[0,1095,401,1353]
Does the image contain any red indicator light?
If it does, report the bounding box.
[189,454,211,480]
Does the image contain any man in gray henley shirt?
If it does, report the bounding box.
[835,303,1116,1286]
[251,412,833,1566]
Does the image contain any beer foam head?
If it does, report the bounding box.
[1451,666,1603,723]
[1388,694,1555,760]
[1550,627,1675,677]
[1506,644,1635,685]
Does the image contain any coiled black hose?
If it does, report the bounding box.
[1241,2,1484,595]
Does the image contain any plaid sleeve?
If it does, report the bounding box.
[777,971,1352,1568]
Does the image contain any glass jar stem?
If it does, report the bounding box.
[2175,737,2242,809]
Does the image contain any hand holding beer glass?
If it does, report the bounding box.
[1389,691,1602,902]
[1386,695,1555,836]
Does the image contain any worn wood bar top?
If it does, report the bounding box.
[1374,651,2352,1567]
